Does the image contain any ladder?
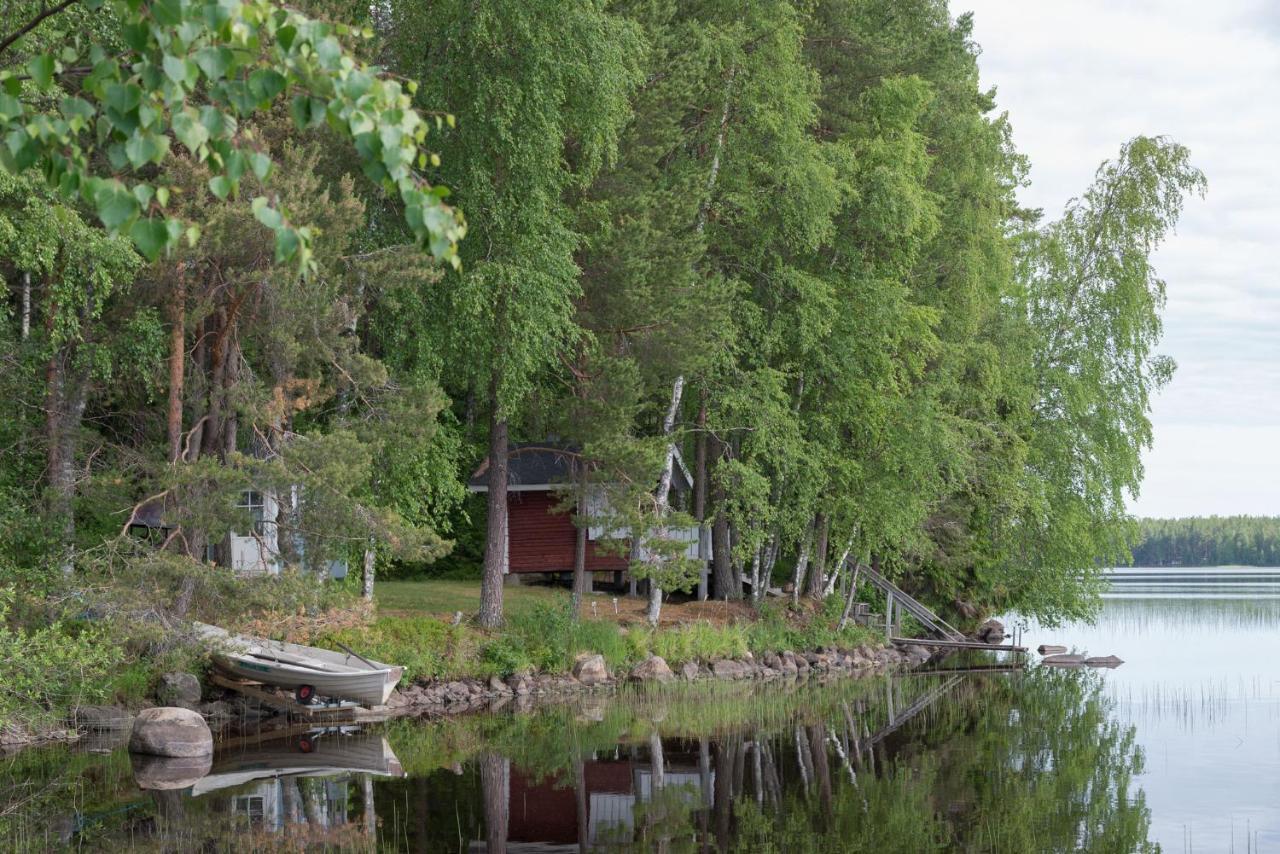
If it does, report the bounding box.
[855,562,965,641]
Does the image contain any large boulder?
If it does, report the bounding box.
[131,753,212,790]
[572,653,609,686]
[630,655,675,684]
[156,672,202,707]
[128,707,213,758]
[975,619,1005,644]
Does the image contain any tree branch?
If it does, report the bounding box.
[0,0,81,60]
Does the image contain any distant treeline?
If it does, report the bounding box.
[1131,517,1280,567]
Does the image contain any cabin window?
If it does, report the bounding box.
[237,490,266,535]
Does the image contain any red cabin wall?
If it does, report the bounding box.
[508,490,629,574]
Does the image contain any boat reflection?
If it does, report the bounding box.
[123,726,400,850]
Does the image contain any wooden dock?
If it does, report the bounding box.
[890,636,1027,654]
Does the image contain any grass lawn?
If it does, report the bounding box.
[374,578,611,618]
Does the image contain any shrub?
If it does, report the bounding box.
[0,587,123,730]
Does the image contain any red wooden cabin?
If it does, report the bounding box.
[468,444,700,581]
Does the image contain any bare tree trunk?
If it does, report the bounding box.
[572,460,589,615]
[480,382,508,628]
[807,514,829,598]
[480,753,510,854]
[709,431,736,599]
[166,270,185,463]
[362,542,375,601]
[647,374,684,627]
[20,271,30,340]
[694,397,709,600]
[824,535,853,597]
[791,520,814,605]
[838,561,863,630]
[361,772,376,846]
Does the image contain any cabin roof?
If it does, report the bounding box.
[469,442,693,493]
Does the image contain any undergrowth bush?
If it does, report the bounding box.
[0,587,122,731]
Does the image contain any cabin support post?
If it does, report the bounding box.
[885,589,894,641]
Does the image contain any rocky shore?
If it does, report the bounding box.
[2,641,933,755]
[386,641,934,716]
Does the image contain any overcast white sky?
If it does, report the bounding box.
[962,0,1280,518]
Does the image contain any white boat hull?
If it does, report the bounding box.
[196,623,404,707]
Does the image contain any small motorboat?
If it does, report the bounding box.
[194,623,404,707]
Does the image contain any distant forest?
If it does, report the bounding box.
[1131,517,1280,567]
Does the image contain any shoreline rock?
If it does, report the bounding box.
[128,707,213,758]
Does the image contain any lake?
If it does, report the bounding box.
[3,567,1276,851]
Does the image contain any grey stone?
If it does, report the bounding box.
[1084,655,1124,668]
[710,659,747,679]
[71,705,133,731]
[156,672,202,707]
[975,619,1005,644]
[197,701,233,725]
[489,675,514,695]
[572,653,609,686]
[128,707,213,758]
[1041,653,1086,666]
[680,661,701,681]
[631,655,675,683]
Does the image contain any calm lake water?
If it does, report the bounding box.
[4,567,1277,852]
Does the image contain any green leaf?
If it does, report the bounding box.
[276,25,297,51]
[248,69,286,103]
[130,216,171,260]
[27,54,54,89]
[125,133,167,168]
[249,151,271,180]
[171,108,209,152]
[0,94,23,122]
[162,55,190,88]
[194,46,232,81]
[150,0,183,27]
[251,196,282,229]
[274,225,300,263]
[207,175,232,199]
[94,183,140,230]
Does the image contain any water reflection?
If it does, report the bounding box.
[3,660,1155,851]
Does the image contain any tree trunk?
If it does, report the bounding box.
[647,373,684,627]
[20,271,30,340]
[807,514,829,598]
[709,431,737,599]
[824,535,853,597]
[480,382,508,628]
[838,562,863,630]
[694,396,709,600]
[480,753,510,854]
[791,521,813,605]
[362,542,376,601]
[572,460,589,615]
[166,269,185,463]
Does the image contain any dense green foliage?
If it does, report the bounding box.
[0,0,1202,725]
[1132,517,1280,567]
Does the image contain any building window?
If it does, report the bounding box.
[237,490,266,535]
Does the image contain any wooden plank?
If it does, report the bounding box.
[890,636,1027,653]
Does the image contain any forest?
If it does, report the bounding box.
[1131,517,1280,567]
[0,0,1202,720]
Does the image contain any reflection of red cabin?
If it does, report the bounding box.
[468,444,701,577]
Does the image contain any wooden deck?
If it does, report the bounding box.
[890,636,1027,654]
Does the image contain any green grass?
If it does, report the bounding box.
[374,578,610,617]
[347,579,879,684]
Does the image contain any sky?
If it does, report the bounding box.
[961,0,1280,518]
